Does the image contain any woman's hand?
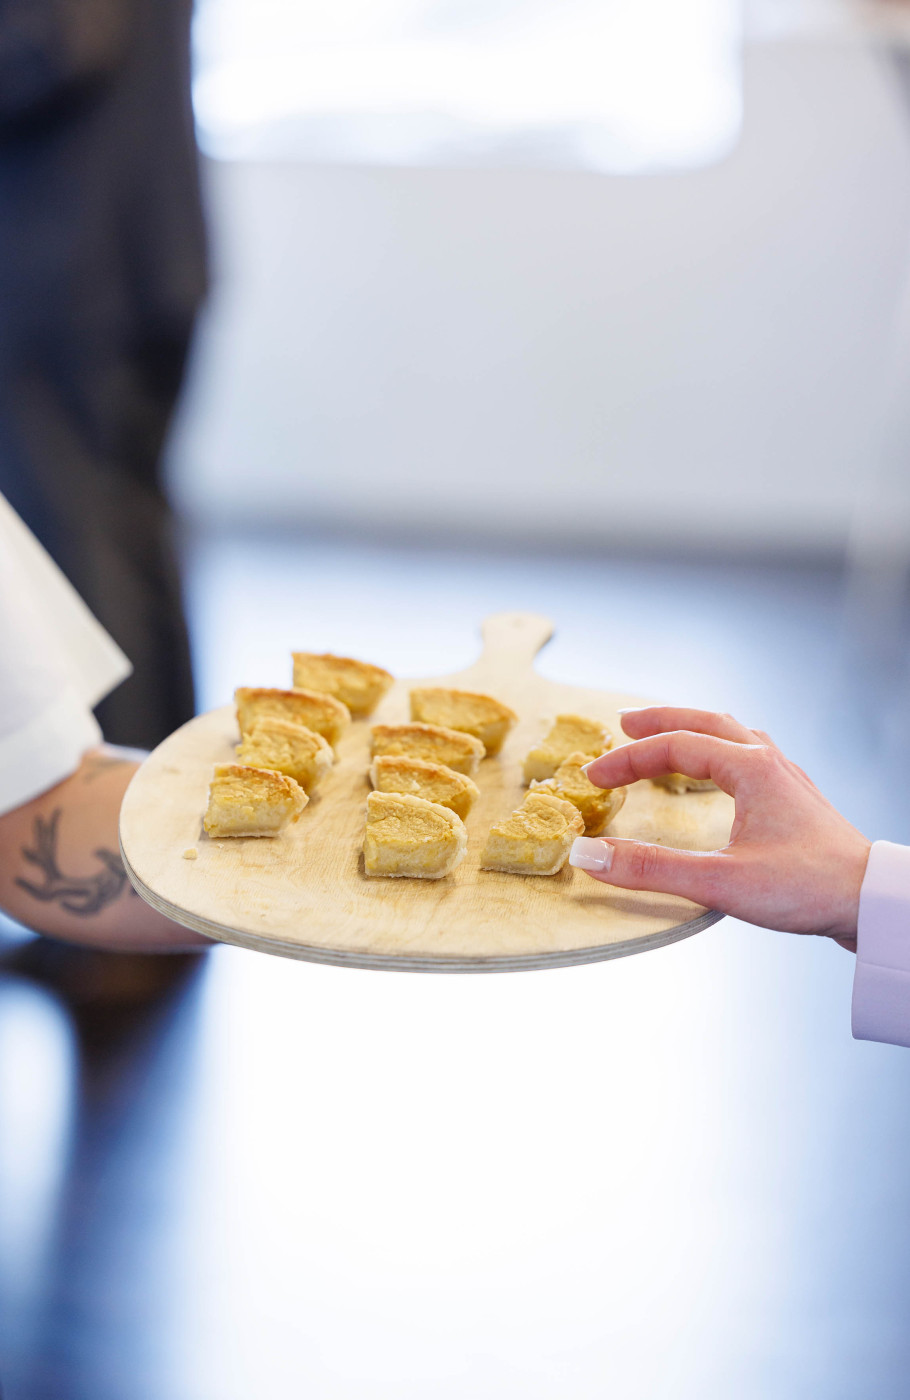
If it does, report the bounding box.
[570,708,872,950]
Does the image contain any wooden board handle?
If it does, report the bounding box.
[477,612,554,676]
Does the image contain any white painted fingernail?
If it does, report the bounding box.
[616,707,643,715]
[569,837,614,872]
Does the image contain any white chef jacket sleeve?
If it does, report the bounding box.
[852,841,910,1049]
[0,493,131,817]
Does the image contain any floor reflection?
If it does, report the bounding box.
[0,944,206,1399]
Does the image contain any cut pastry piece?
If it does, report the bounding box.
[369,755,480,821]
[235,717,333,794]
[530,751,627,835]
[370,722,484,776]
[203,763,307,838]
[652,773,718,794]
[362,791,467,879]
[522,713,612,783]
[480,792,584,876]
[291,652,393,717]
[235,686,350,748]
[409,687,517,756]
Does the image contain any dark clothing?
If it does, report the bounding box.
[0,0,206,748]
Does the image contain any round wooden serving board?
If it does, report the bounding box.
[120,613,733,972]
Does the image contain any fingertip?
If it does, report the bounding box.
[580,756,613,788]
[569,836,614,872]
[575,865,619,886]
[617,706,647,734]
[617,706,663,739]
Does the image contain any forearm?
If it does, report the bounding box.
[0,745,210,953]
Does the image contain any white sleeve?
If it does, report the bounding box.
[0,493,132,816]
[852,841,910,1049]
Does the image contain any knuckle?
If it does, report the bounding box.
[626,841,662,883]
[744,743,789,788]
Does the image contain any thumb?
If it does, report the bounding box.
[569,836,726,907]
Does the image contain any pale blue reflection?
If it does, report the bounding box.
[0,984,76,1364]
[169,935,742,1395]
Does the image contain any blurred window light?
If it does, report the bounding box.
[193,0,743,173]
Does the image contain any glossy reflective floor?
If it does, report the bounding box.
[1,532,909,1399]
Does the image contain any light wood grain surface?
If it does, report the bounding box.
[119,613,734,971]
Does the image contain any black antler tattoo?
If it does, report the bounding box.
[15,809,135,916]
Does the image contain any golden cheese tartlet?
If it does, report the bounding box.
[362,790,467,879]
[203,763,307,838]
[522,713,612,783]
[235,716,333,794]
[291,652,393,717]
[369,755,480,821]
[409,687,517,756]
[530,751,626,835]
[235,686,350,749]
[369,721,484,776]
[480,792,584,876]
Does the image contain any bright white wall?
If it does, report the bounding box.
[168,40,910,554]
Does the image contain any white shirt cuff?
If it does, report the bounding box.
[852,840,910,1048]
[0,685,102,817]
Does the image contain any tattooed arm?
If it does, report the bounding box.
[0,746,210,953]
